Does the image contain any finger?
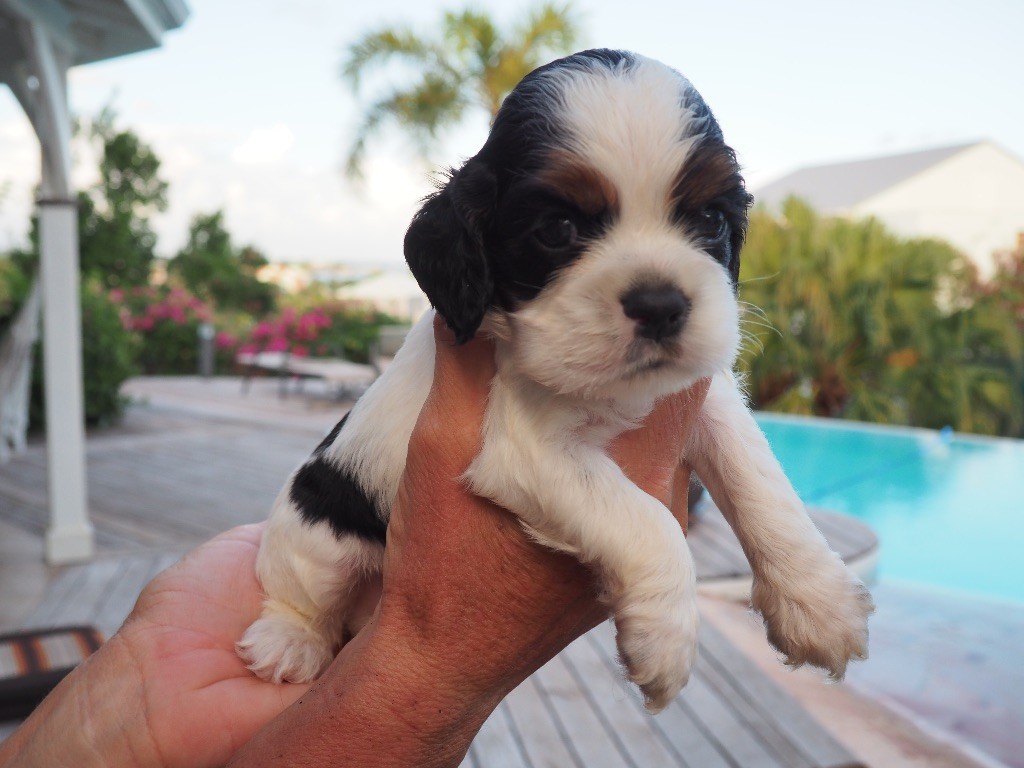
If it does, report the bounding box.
[610,377,711,503]
[668,460,695,533]
[410,315,496,469]
[430,313,496,409]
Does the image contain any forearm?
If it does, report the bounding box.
[0,636,157,768]
[228,620,499,768]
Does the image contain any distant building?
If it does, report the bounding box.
[336,269,429,321]
[755,141,1024,277]
[256,262,313,294]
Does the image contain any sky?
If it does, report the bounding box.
[1,0,1022,266]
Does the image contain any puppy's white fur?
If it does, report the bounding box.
[238,55,872,711]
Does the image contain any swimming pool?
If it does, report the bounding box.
[755,413,1024,604]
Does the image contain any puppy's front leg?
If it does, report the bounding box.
[467,427,697,712]
[687,376,873,678]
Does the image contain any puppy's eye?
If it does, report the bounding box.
[534,217,578,249]
[699,208,728,240]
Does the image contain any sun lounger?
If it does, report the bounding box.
[236,350,378,399]
[0,626,103,721]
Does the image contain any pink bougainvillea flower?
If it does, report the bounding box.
[215,331,237,350]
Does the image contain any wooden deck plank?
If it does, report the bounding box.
[583,623,733,768]
[91,552,182,638]
[812,511,875,560]
[22,558,125,629]
[644,697,735,768]
[531,653,633,768]
[473,704,532,768]
[690,511,753,579]
[587,619,865,768]
[678,668,790,768]
[694,653,816,768]
[503,675,581,768]
[689,500,877,587]
[700,622,865,768]
[563,629,683,767]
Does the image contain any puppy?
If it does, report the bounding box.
[237,49,873,712]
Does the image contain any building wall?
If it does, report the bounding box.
[849,143,1024,277]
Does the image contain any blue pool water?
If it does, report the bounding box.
[755,413,1024,604]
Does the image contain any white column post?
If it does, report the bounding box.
[38,196,93,563]
[13,17,94,564]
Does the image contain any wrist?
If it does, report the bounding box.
[0,635,158,768]
[229,616,498,768]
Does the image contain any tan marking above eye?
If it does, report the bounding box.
[669,142,743,212]
[539,152,619,217]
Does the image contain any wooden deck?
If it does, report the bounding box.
[0,376,874,765]
[5,549,863,768]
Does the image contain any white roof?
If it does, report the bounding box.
[754,141,984,211]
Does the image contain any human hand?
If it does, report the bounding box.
[0,525,309,768]
[374,319,711,706]
[230,318,710,767]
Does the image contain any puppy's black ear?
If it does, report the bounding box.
[727,190,754,289]
[404,160,497,343]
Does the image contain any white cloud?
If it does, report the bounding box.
[230,123,295,166]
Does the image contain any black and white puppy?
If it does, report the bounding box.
[237,49,873,711]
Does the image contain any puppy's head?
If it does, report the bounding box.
[405,49,752,400]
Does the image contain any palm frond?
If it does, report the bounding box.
[344,76,469,179]
[443,9,498,65]
[515,2,580,61]
[342,29,440,91]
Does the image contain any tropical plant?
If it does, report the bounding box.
[0,256,32,338]
[973,235,1024,334]
[9,110,167,290]
[239,302,400,364]
[111,283,216,375]
[737,198,1023,436]
[341,3,580,176]
[168,211,278,315]
[29,280,138,427]
[78,109,168,288]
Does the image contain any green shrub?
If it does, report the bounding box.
[0,258,31,337]
[30,281,138,428]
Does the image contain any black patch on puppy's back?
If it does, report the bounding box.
[314,412,349,454]
[290,413,387,543]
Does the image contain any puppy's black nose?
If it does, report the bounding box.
[621,286,691,341]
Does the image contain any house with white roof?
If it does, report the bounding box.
[755,141,1024,277]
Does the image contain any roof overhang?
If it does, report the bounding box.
[0,0,188,85]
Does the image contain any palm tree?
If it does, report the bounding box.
[341,3,580,177]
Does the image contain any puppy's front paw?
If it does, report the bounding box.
[754,560,874,680]
[236,605,335,683]
[614,598,699,713]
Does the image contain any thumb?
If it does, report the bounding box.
[430,313,496,409]
[408,314,496,470]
